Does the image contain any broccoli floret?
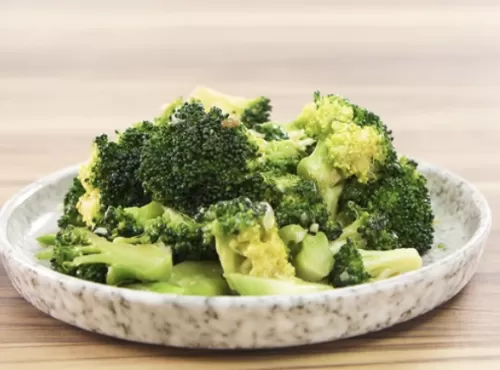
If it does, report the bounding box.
[139,102,259,215]
[118,207,217,264]
[290,92,396,217]
[57,176,86,228]
[246,128,314,174]
[328,238,422,288]
[329,201,400,253]
[253,172,341,239]
[189,86,272,128]
[339,157,435,255]
[97,201,164,239]
[200,197,295,279]
[252,122,289,141]
[77,121,157,227]
[36,226,173,285]
[139,101,312,215]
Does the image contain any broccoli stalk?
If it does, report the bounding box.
[36,227,173,285]
[328,238,422,288]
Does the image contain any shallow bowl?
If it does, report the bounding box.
[0,161,492,349]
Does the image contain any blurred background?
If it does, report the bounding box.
[1,0,499,207]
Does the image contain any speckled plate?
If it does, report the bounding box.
[0,161,492,349]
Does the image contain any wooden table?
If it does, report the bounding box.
[1,1,499,369]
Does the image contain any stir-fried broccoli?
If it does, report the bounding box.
[339,157,434,254]
[139,101,312,215]
[36,226,173,285]
[290,92,397,218]
[36,86,435,296]
[117,207,217,264]
[255,172,342,239]
[139,102,258,215]
[97,201,165,239]
[200,197,295,279]
[58,177,86,228]
[329,201,399,253]
[77,121,157,227]
[189,86,272,129]
[328,238,422,287]
[252,122,289,141]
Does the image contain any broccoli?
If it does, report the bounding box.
[328,238,422,288]
[189,86,272,128]
[252,122,289,141]
[254,172,342,239]
[154,96,185,126]
[139,101,312,215]
[199,197,295,279]
[117,207,217,264]
[36,226,173,286]
[57,176,86,228]
[289,92,396,218]
[76,121,157,227]
[97,201,164,239]
[139,102,258,215]
[339,157,434,254]
[329,201,400,253]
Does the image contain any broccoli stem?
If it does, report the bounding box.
[70,240,173,285]
[360,248,422,280]
[36,247,54,260]
[36,233,57,247]
[329,217,366,253]
[124,201,165,226]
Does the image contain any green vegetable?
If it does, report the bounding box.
[36,86,434,296]
[291,91,396,218]
[124,261,230,296]
[328,238,422,288]
[189,85,272,128]
[116,206,217,264]
[98,201,165,239]
[225,273,333,296]
[339,157,434,254]
[294,232,334,282]
[77,121,157,227]
[200,197,295,279]
[36,226,173,285]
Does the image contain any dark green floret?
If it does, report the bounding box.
[57,176,86,228]
[339,157,434,254]
[139,102,258,215]
[328,238,422,288]
[189,86,272,129]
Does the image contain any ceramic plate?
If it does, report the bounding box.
[0,161,492,349]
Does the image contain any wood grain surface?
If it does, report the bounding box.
[1,1,499,369]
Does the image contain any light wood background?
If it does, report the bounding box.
[1,1,499,369]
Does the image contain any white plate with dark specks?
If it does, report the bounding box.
[0,160,492,349]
